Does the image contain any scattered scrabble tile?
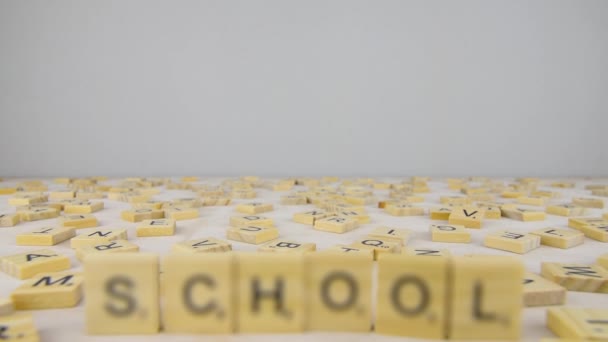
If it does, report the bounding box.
[430,224,471,243]
[568,217,607,230]
[484,231,540,254]
[541,263,608,292]
[84,253,159,334]
[16,227,75,246]
[530,228,584,249]
[547,307,608,340]
[11,271,83,309]
[578,223,608,242]
[58,214,98,229]
[172,198,202,208]
[573,197,604,209]
[367,227,411,245]
[402,248,451,257]
[136,219,176,237]
[70,229,128,249]
[546,204,587,217]
[517,196,546,206]
[429,206,453,220]
[0,312,39,341]
[280,195,307,205]
[120,209,164,223]
[440,196,470,205]
[230,215,274,228]
[8,193,48,206]
[599,253,608,269]
[501,206,546,221]
[523,272,566,307]
[0,213,20,227]
[0,187,17,195]
[385,203,425,216]
[164,206,200,221]
[76,240,139,261]
[293,210,331,225]
[48,189,75,200]
[172,237,232,253]
[1,249,70,279]
[448,206,484,228]
[226,225,279,245]
[351,237,400,260]
[0,297,13,315]
[235,202,273,214]
[258,240,316,253]
[131,200,165,210]
[163,253,233,333]
[313,216,358,234]
[63,200,104,214]
[323,245,374,259]
[19,207,59,221]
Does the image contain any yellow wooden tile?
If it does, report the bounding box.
[430,224,471,243]
[280,195,308,205]
[376,254,449,339]
[163,253,233,333]
[293,210,330,225]
[230,189,257,199]
[136,219,176,237]
[440,196,470,205]
[171,198,202,208]
[573,197,604,209]
[75,190,106,200]
[401,248,451,257]
[226,226,279,245]
[120,209,164,223]
[350,237,400,260]
[63,200,104,214]
[568,217,607,230]
[8,193,47,206]
[523,272,566,307]
[19,208,59,222]
[0,297,13,315]
[517,196,546,206]
[578,224,608,242]
[530,228,584,249]
[322,245,374,259]
[429,206,453,220]
[58,214,98,229]
[475,204,502,219]
[501,206,546,221]
[11,271,83,310]
[335,210,370,224]
[48,189,75,200]
[501,190,525,199]
[84,253,159,334]
[230,215,274,228]
[547,307,608,340]
[76,240,139,262]
[164,206,199,221]
[131,200,165,210]
[367,227,412,245]
[448,206,484,228]
[236,202,273,214]
[16,227,75,246]
[449,255,523,340]
[0,213,20,227]
[313,216,358,234]
[235,253,304,332]
[484,230,540,254]
[599,253,608,269]
[546,204,587,217]
[1,249,70,279]
[258,240,316,253]
[306,252,372,332]
[0,187,17,195]
[0,312,39,341]
[70,228,128,249]
[385,203,425,216]
[541,263,608,292]
[172,238,232,253]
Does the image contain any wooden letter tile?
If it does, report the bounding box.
[16,227,75,246]
[541,263,608,293]
[258,240,316,254]
[76,240,139,261]
[226,226,279,245]
[11,271,83,309]
[547,307,608,340]
[484,230,540,254]
[172,238,232,253]
[1,249,70,279]
[448,206,484,228]
[313,216,358,234]
[430,224,471,243]
[58,214,98,229]
[136,219,176,237]
[70,229,128,249]
[530,228,584,249]
[523,272,566,307]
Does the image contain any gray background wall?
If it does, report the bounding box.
[1,0,607,177]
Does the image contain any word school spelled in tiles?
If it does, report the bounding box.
[0,176,608,341]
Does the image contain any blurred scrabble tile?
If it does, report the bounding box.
[16,227,75,246]
[75,190,106,200]
[8,193,48,206]
[163,253,234,333]
[58,214,98,229]
[578,224,608,242]
[1,249,70,279]
[63,200,104,214]
[136,219,176,237]
[172,238,232,253]
[280,195,307,205]
[121,209,164,223]
[258,240,316,253]
[501,190,525,199]
[293,210,331,225]
[19,207,59,222]
[351,237,400,260]
[568,217,607,230]
[551,181,576,188]
[181,176,199,182]
[440,196,470,205]
[11,271,83,310]
[501,206,546,221]
[385,203,425,216]
[448,206,484,228]
[517,196,546,206]
[0,187,17,195]
[429,206,453,220]
[461,186,488,195]
[76,240,139,261]
[547,307,608,340]
[401,248,451,257]
[523,272,566,307]
[449,255,523,340]
[430,224,471,243]
[573,197,604,209]
[0,213,20,227]
[164,206,199,221]
[313,216,358,234]
[546,204,587,217]
[599,253,608,269]
[201,196,231,206]
[335,210,370,224]
[367,227,412,245]
[0,297,13,315]
[84,253,159,334]
[376,254,449,339]
[230,215,274,228]
[131,200,165,210]
[323,245,374,259]
[475,204,501,219]
[230,189,257,199]
[70,229,128,249]
[236,202,273,214]
[541,263,608,292]
[307,252,372,332]
[530,228,584,249]
[226,226,279,245]
[484,231,540,254]
[235,253,304,332]
[0,312,39,341]
[172,198,202,208]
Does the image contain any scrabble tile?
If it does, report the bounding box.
[429,206,453,220]
[230,189,257,199]
[131,200,165,210]
[19,208,59,222]
[76,240,139,261]
[16,227,75,246]
[306,252,372,332]
[0,213,20,227]
[351,237,400,260]
[313,216,358,234]
[367,227,412,245]
[578,224,608,242]
[120,209,164,223]
[501,206,546,221]
[258,240,316,253]
[84,253,159,334]
[70,229,128,249]
[63,200,104,214]
[448,206,484,228]
[226,226,279,245]
[75,190,106,200]
[430,224,471,243]
[8,193,47,206]
[293,210,330,225]
[0,187,17,195]
[449,255,523,340]
[523,272,566,307]
[58,214,98,229]
[517,196,546,206]
[484,231,541,254]
[1,249,70,279]
[573,197,604,209]
[568,217,607,230]
[11,271,83,309]
[376,254,449,339]
[164,206,200,221]
[530,228,584,249]
[322,245,374,259]
[541,263,608,292]
[547,307,608,340]
[230,215,274,228]
[0,297,13,315]
[280,195,307,205]
[385,203,425,216]
[546,204,587,217]
[476,204,501,219]
[172,238,232,253]
[335,210,370,224]
[136,219,176,237]
[172,198,202,208]
[236,202,273,214]
[235,253,304,332]
[599,253,608,269]
[163,253,233,333]
[48,189,75,200]
[440,196,470,205]
[0,312,39,341]
[401,248,451,257]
